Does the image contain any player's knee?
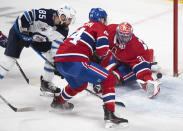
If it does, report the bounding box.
[66,83,88,96]
[74,83,88,93]
[101,73,117,93]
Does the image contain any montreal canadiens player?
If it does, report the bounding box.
[53,8,128,128]
[99,22,161,98]
[0,5,76,94]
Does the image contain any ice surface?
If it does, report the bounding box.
[0,0,183,130]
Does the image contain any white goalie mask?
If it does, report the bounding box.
[57,4,76,25]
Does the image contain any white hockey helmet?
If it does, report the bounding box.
[57,4,76,24]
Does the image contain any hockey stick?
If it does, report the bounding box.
[85,88,126,108]
[15,59,29,84]
[0,94,34,112]
[31,47,64,79]
[32,49,55,67]
[31,49,126,107]
[0,33,29,84]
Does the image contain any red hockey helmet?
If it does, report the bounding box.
[116,22,133,44]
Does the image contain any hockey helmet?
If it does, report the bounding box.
[57,4,76,24]
[89,8,107,24]
[116,22,133,44]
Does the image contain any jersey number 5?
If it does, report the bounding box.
[38,10,46,19]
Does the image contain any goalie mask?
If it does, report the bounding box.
[57,4,76,25]
[116,22,133,44]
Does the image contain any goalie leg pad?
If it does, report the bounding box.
[137,79,161,98]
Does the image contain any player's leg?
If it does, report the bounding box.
[40,40,63,93]
[93,64,136,93]
[0,27,24,79]
[54,61,128,126]
[80,62,128,127]
[40,49,58,93]
[113,64,136,84]
[55,61,116,111]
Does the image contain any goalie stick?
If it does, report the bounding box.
[85,88,126,108]
[0,94,35,112]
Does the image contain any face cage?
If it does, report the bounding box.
[116,32,132,44]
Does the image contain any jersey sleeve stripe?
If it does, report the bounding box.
[83,31,95,41]
[96,37,109,48]
[55,53,89,59]
[96,45,109,49]
[80,39,93,54]
[31,9,35,22]
[23,11,31,23]
[97,36,108,41]
[132,61,150,74]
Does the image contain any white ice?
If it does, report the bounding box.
[0,0,183,131]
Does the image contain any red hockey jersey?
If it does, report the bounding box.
[54,21,109,63]
[104,24,153,81]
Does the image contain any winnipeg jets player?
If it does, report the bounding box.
[52,8,128,128]
[0,5,76,94]
[100,22,161,98]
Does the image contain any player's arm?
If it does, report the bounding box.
[14,10,36,43]
[95,25,109,57]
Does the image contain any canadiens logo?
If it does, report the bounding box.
[117,43,126,49]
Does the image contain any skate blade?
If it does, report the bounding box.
[105,120,128,128]
[17,107,35,112]
[40,91,54,97]
[49,106,74,114]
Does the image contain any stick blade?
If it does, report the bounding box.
[115,101,126,108]
[16,107,35,112]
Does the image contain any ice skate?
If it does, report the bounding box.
[40,76,60,97]
[51,96,74,110]
[93,84,102,94]
[103,105,128,128]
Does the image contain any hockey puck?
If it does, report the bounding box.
[157,73,162,79]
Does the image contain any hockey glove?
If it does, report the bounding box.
[0,31,8,48]
[54,69,64,79]
[31,41,51,52]
[93,84,102,94]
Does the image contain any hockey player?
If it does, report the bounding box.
[0,5,76,94]
[99,22,161,98]
[53,8,128,128]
